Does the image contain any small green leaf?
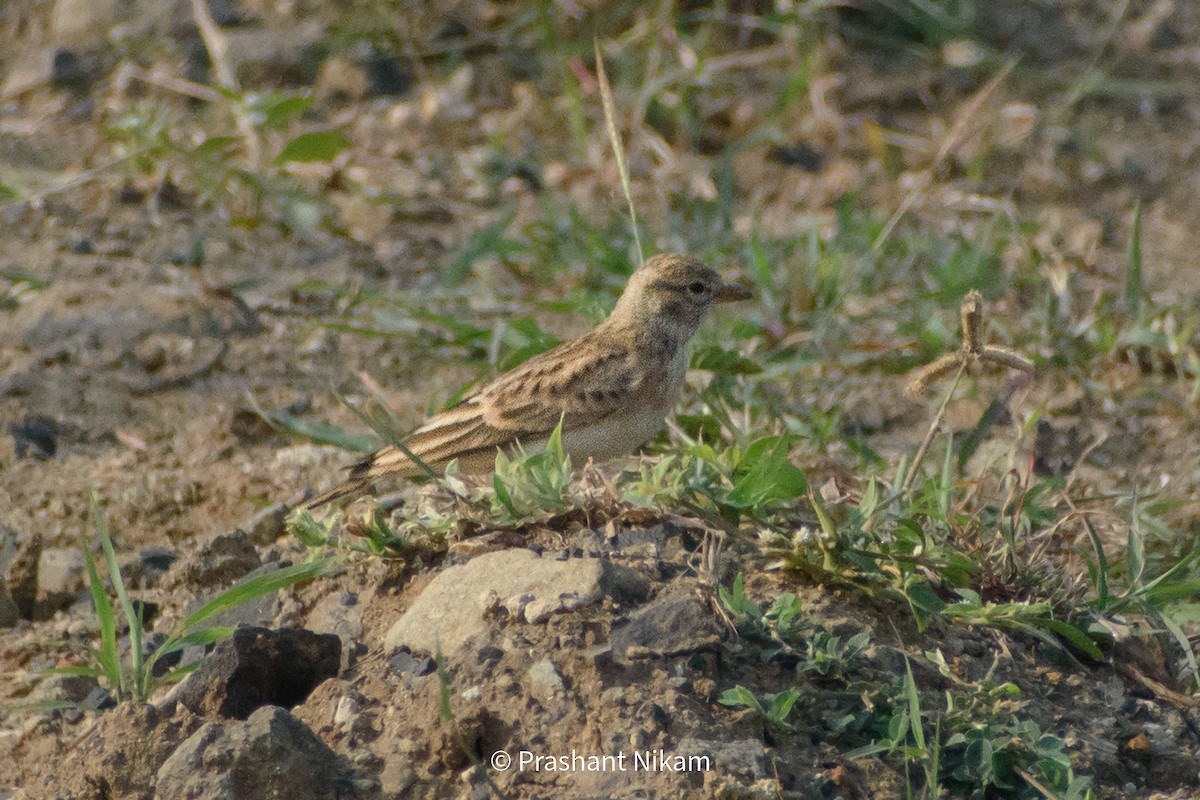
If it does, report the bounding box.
[274,130,351,164]
[718,685,761,712]
[726,436,807,508]
[262,95,315,130]
[192,136,239,159]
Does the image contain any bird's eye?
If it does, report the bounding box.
[687,281,707,296]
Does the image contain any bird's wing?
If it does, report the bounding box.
[307,331,644,506]
[476,330,644,434]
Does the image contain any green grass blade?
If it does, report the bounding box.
[79,517,123,699]
[332,389,439,482]
[176,557,335,635]
[1125,200,1142,316]
[152,626,238,659]
[92,492,145,700]
[1031,617,1104,661]
[44,665,105,678]
[246,394,376,452]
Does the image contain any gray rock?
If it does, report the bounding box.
[0,525,39,622]
[156,705,378,800]
[615,526,668,557]
[50,0,119,45]
[0,579,17,627]
[173,626,341,719]
[611,586,723,664]
[675,737,768,781]
[35,546,86,617]
[169,529,260,589]
[307,590,364,645]
[388,648,435,678]
[245,501,290,545]
[526,657,565,703]
[222,22,326,87]
[383,548,648,655]
[376,739,417,796]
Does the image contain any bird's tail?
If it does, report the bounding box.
[303,445,431,510]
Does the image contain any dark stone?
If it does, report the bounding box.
[68,238,95,254]
[230,407,277,444]
[174,626,341,719]
[116,182,145,204]
[1,525,40,620]
[770,143,825,172]
[388,648,436,678]
[244,502,290,545]
[82,684,116,711]
[611,587,723,664]
[476,645,504,665]
[615,526,666,557]
[50,49,89,93]
[170,530,260,588]
[205,0,251,26]
[139,546,177,574]
[364,52,411,96]
[156,706,378,800]
[9,415,58,459]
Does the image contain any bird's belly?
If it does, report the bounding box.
[517,407,669,463]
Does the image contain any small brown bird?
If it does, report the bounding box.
[305,253,751,509]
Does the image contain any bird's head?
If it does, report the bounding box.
[610,253,752,334]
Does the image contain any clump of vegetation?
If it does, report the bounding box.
[52,495,334,706]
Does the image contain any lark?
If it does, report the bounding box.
[305,253,752,509]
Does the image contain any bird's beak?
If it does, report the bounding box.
[714,283,753,303]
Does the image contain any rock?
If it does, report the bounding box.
[35,546,86,618]
[614,526,667,558]
[9,415,58,459]
[117,545,177,589]
[376,739,417,796]
[383,549,648,656]
[1,525,39,624]
[316,56,369,103]
[526,657,565,703]
[244,501,290,545]
[388,648,436,678]
[220,22,326,87]
[0,579,17,627]
[611,586,723,664]
[50,0,119,44]
[169,529,260,588]
[675,737,768,781]
[36,703,203,798]
[139,545,177,577]
[364,52,412,96]
[173,626,341,719]
[156,705,378,800]
[307,590,364,643]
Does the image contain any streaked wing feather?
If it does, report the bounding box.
[478,330,641,434]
